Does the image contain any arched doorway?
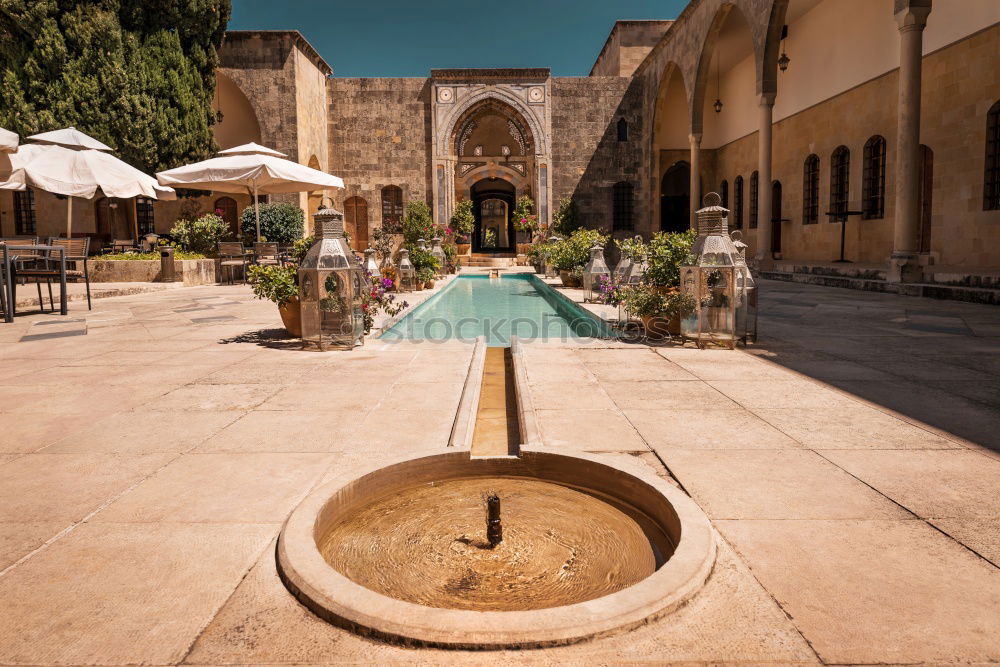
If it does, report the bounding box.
[661,162,690,233]
[918,145,933,253]
[471,178,515,253]
[771,180,782,255]
[344,196,369,252]
[214,197,238,238]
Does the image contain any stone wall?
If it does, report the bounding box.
[328,78,432,228]
[708,24,1000,267]
[551,77,648,238]
[591,21,674,78]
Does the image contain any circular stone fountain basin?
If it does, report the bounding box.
[277,448,716,649]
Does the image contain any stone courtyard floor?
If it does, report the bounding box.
[0,278,998,664]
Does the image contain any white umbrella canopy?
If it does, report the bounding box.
[0,127,176,238]
[156,142,344,241]
[0,127,16,181]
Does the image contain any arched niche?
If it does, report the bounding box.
[213,71,263,150]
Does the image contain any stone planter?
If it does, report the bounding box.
[279,296,302,338]
[640,314,681,339]
[456,243,471,256]
[559,270,582,288]
[90,258,219,286]
[516,242,532,255]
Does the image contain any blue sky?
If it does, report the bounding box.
[229,0,688,77]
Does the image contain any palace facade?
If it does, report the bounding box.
[2,0,998,287]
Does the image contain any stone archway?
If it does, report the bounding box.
[431,79,551,232]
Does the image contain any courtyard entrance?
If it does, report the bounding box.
[471,178,516,253]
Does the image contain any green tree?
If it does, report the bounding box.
[0,0,230,174]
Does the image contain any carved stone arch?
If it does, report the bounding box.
[438,89,545,157]
[458,164,530,197]
[690,1,762,136]
[449,98,536,158]
[213,70,265,150]
[760,0,790,100]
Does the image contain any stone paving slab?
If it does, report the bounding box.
[0,522,275,665]
[657,449,911,520]
[717,519,1000,664]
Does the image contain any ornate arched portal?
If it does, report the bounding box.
[431,76,551,236]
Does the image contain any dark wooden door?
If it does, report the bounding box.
[344,197,369,252]
[918,145,933,253]
[771,180,782,254]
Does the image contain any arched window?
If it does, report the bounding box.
[830,145,851,219]
[612,182,634,231]
[749,171,759,228]
[862,136,886,219]
[136,197,155,235]
[381,185,403,232]
[986,100,1000,211]
[617,117,628,142]
[13,189,36,235]
[733,176,744,229]
[720,180,729,209]
[214,197,238,237]
[803,154,820,224]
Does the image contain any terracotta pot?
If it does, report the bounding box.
[516,243,532,255]
[426,279,435,289]
[559,270,582,288]
[278,296,302,338]
[456,243,471,256]
[640,313,682,339]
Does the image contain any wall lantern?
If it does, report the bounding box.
[778,25,791,72]
[713,98,723,114]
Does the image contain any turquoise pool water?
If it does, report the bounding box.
[380,274,614,346]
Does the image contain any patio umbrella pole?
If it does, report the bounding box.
[253,180,261,242]
[66,196,73,238]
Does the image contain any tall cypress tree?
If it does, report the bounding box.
[0,0,230,173]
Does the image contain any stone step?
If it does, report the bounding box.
[761,270,1000,304]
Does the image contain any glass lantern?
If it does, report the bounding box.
[617,249,648,324]
[582,244,610,303]
[363,247,381,281]
[397,248,417,292]
[680,192,757,349]
[298,204,366,351]
[729,230,757,344]
[417,238,428,251]
[430,236,446,276]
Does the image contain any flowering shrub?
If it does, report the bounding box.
[169,213,230,255]
[401,201,444,245]
[359,265,407,334]
[511,195,538,234]
[449,200,475,240]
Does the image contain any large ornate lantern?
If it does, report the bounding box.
[298,203,366,351]
[582,244,610,303]
[397,248,417,292]
[680,192,757,349]
[363,247,381,281]
[430,236,446,276]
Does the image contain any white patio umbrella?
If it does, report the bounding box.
[0,127,176,237]
[0,127,17,181]
[155,142,345,242]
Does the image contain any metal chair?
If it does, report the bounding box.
[47,237,92,310]
[218,241,251,284]
[253,242,281,266]
[3,244,68,318]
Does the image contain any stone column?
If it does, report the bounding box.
[755,92,776,269]
[689,133,702,229]
[889,2,932,282]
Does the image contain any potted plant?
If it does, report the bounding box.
[418,266,436,289]
[548,228,609,288]
[511,195,537,251]
[618,285,696,339]
[247,264,301,336]
[407,246,440,289]
[449,199,474,255]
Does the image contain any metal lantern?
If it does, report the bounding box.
[417,238,428,251]
[363,247,381,281]
[730,230,757,344]
[618,247,648,324]
[430,236,446,276]
[582,244,610,303]
[397,248,417,292]
[298,203,366,351]
[544,235,562,278]
[680,192,757,349]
